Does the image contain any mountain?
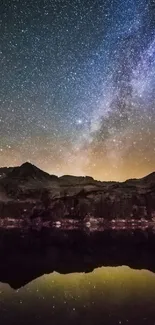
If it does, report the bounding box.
[140,171,155,185]
[124,172,155,187]
[6,162,52,180]
[0,163,58,207]
[0,166,14,178]
[59,175,96,185]
[0,162,155,221]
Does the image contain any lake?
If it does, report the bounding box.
[0,226,155,325]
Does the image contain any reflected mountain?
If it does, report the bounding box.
[0,227,155,289]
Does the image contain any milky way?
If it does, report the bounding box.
[0,0,155,180]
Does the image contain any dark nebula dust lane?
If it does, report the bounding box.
[0,0,155,180]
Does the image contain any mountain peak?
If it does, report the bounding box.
[21,161,33,167]
[7,162,51,180]
[20,162,38,172]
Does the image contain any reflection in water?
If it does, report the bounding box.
[0,227,155,324]
[1,267,155,324]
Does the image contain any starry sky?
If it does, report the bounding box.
[0,0,155,180]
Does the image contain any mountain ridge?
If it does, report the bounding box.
[0,161,154,183]
[0,162,155,221]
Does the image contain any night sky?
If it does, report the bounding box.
[0,0,155,180]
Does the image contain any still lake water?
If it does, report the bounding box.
[0,226,155,325]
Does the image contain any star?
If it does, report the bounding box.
[0,0,154,181]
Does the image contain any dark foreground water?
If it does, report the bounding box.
[0,226,155,325]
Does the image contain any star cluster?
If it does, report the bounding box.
[0,0,155,180]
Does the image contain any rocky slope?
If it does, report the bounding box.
[0,162,155,220]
